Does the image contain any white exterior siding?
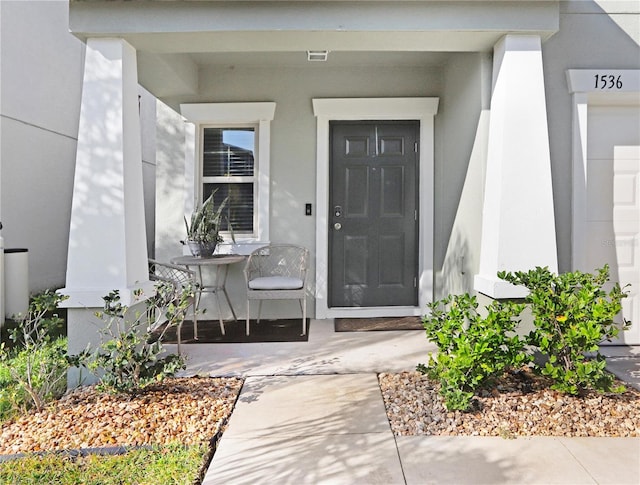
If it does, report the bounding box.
[0,0,84,292]
[436,53,492,299]
[543,1,640,273]
[158,64,443,318]
[0,2,161,296]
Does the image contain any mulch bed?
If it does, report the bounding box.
[0,377,243,455]
[380,370,640,437]
[3,370,639,460]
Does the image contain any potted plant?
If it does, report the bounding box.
[181,190,230,257]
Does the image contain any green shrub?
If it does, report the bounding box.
[499,265,629,395]
[0,337,68,421]
[0,290,69,417]
[418,293,529,411]
[70,282,191,394]
[418,265,629,410]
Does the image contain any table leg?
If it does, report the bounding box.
[195,266,205,339]
[217,264,239,321]
[222,288,238,321]
[178,258,242,338]
[214,291,226,335]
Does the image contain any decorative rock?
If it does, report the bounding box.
[0,377,243,455]
[379,371,640,437]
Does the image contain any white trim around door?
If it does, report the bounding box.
[568,70,640,271]
[312,98,439,319]
[568,70,640,345]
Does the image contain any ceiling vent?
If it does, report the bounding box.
[307,50,329,62]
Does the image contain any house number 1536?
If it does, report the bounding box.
[594,74,623,89]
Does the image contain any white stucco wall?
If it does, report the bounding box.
[155,100,189,263]
[157,62,443,318]
[57,0,639,318]
[154,53,531,315]
[435,53,492,299]
[543,0,640,273]
[0,0,85,292]
[140,87,158,259]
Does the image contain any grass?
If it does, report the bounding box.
[0,443,211,485]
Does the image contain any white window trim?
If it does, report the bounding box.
[312,97,439,319]
[181,102,276,253]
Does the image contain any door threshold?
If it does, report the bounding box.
[324,306,422,319]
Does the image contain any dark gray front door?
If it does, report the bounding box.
[329,121,419,307]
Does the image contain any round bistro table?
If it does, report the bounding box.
[170,254,246,336]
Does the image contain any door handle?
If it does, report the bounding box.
[334,222,342,231]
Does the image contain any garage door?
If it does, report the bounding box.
[586,105,640,344]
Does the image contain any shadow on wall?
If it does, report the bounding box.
[435,110,491,300]
[154,101,192,263]
[436,230,473,301]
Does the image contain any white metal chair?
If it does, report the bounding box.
[243,244,309,336]
[148,259,198,352]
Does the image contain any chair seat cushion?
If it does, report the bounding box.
[249,276,304,290]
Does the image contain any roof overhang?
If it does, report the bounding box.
[69,1,560,103]
[69,1,560,53]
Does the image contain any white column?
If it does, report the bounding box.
[62,38,152,307]
[474,35,558,298]
[62,38,153,385]
[62,38,151,307]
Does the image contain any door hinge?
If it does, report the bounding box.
[414,141,419,152]
[414,277,418,288]
[415,210,418,221]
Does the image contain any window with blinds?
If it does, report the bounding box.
[202,127,256,234]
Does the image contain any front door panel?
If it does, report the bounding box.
[329,121,419,307]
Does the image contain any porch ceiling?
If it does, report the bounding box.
[70,0,560,103]
[136,47,454,101]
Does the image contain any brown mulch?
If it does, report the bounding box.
[380,370,640,437]
[0,377,243,455]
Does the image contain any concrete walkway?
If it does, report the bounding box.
[174,320,640,485]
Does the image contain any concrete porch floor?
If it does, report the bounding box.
[174,318,434,377]
[172,319,640,390]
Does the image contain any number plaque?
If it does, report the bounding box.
[594,74,623,90]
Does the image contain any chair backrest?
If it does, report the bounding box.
[244,244,309,283]
[148,259,196,290]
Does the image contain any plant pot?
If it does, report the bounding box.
[186,240,218,258]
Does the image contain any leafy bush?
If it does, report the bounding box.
[499,265,629,395]
[0,290,69,418]
[420,266,630,411]
[70,282,191,394]
[0,337,68,421]
[418,293,529,411]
